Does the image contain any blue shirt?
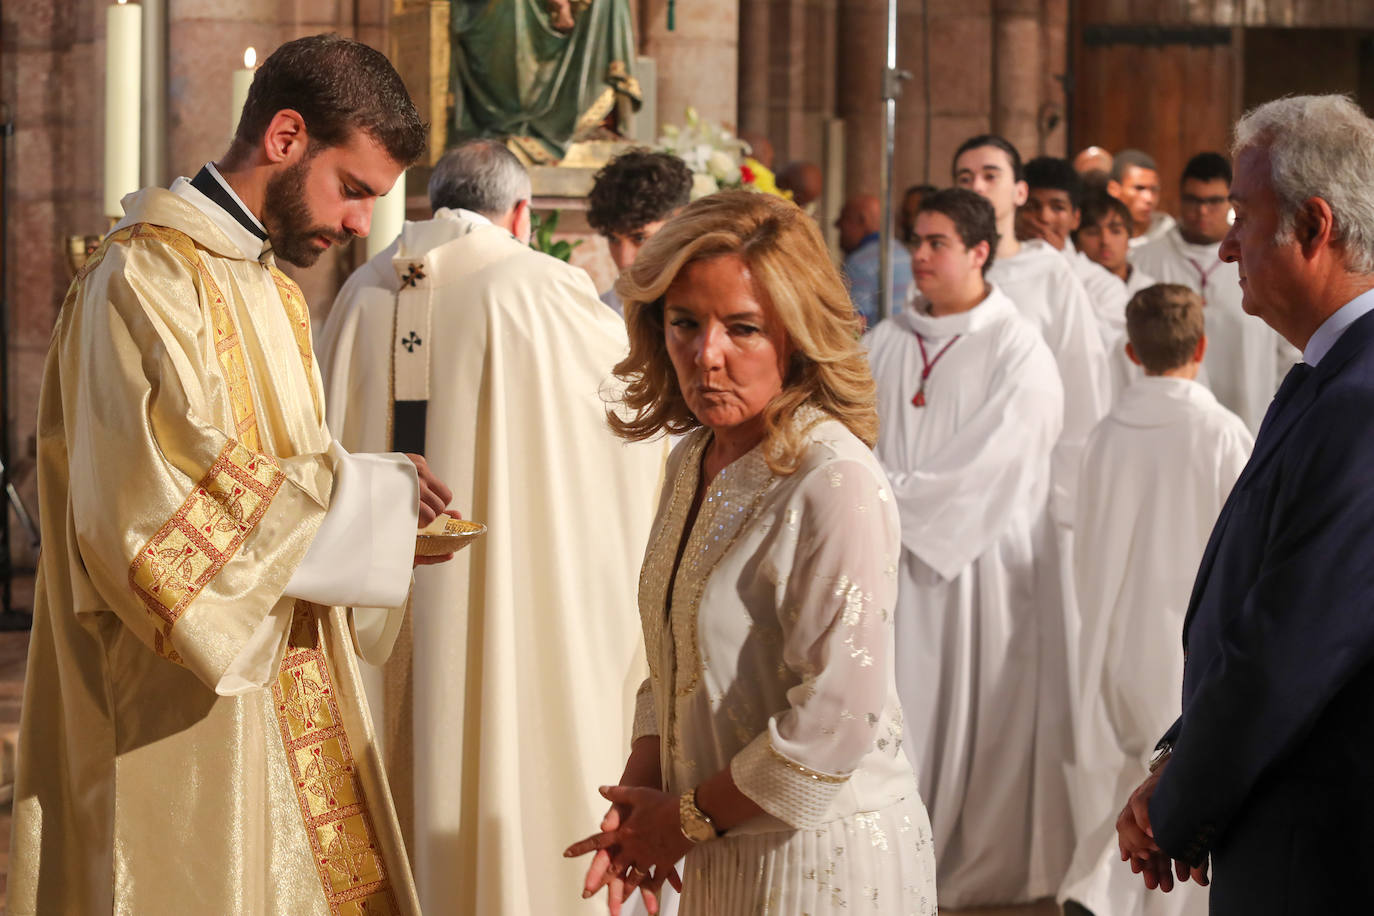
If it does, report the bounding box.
[600,286,624,317]
[1304,285,1374,367]
[842,233,913,329]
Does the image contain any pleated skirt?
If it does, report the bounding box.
[677,795,938,915]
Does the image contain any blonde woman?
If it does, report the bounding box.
[565,191,937,915]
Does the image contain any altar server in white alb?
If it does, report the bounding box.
[1132,152,1298,432]
[866,188,1066,907]
[1109,149,1176,248]
[1060,284,1251,916]
[954,135,1109,528]
[954,137,1102,896]
[1021,155,1131,353]
[319,140,664,916]
[1077,192,1157,301]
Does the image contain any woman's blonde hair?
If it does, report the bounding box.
[607,189,878,474]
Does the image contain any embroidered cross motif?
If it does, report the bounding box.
[400,263,426,287]
[401,331,422,353]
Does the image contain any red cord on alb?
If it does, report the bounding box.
[912,333,960,407]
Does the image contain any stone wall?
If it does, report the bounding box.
[3,0,107,568]
[741,0,1068,206]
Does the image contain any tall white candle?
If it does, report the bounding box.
[230,47,256,142]
[103,0,142,219]
[367,172,407,260]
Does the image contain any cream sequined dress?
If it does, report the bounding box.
[632,408,938,914]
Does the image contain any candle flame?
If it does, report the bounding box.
[244,47,257,69]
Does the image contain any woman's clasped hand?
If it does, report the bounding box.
[563,786,688,916]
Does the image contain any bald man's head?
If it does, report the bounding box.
[1073,146,1113,176]
[778,161,824,208]
[836,194,881,253]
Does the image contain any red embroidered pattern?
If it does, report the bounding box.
[273,609,400,915]
[128,441,284,635]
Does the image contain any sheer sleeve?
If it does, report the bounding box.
[731,458,900,827]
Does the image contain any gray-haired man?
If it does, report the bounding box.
[318,138,666,916]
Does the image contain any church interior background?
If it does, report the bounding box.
[2,0,1374,911]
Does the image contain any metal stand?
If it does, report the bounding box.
[877,0,911,324]
[1,102,35,626]
[0,104,13,616]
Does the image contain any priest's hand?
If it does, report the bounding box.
[415,509,464,567]
[404,453,453,528]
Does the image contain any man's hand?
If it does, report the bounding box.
[1117,769,1162,867]
[1116,762,1209,892]
[404,454,453,528]
[415,508,463,567]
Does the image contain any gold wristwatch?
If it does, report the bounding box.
[678,788,722,844]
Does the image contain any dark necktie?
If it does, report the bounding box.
[1255,362,1313,441]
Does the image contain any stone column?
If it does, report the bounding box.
[737,0,771,140]
[836,0,934,200]
[992,0,1042,159]
[2,0,106,566]
[641,0,739,133]
[166,1,282,180]
[1040,0,1069,157]
[835,0,887,197]
[925,0,995,185]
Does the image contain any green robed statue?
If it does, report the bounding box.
[450,0,641,163]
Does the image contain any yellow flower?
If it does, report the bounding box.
[741,158,793,201]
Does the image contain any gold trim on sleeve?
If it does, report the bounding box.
[128,439,286,639]
[766,742,850,784]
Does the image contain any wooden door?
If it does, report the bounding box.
[1069,14,1239,217]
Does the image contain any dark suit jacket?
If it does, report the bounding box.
[1149,307,1374,913]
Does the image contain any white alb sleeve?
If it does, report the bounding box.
[284,442,419,607]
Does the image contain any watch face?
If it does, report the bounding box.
[684,817,715,844]
[679,792,717,844]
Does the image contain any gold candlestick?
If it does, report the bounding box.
[66,234,104,277]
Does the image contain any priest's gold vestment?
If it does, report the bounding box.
[8,189,420,915]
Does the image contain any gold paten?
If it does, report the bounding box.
[415,516,488,556]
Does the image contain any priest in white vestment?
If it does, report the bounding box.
[1061,283,1252,916]
[319,140,664,916]
[10,36,444,915]
[867,189,1066,907]
[1132,152,1298,432]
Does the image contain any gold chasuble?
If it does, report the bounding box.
[8,189,420,915]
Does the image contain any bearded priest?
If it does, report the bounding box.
[319,140,665,915]
[9,36,451,915]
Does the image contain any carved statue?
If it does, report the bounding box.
[449,0,641,163]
